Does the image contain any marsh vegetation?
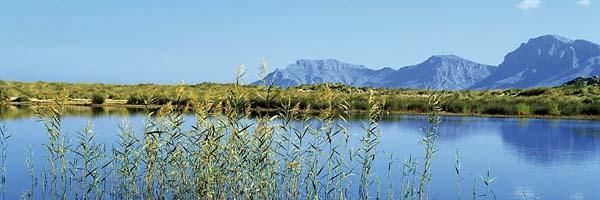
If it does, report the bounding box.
[0,71,511,199]
[1,66,598,199]
[1,80,599,118]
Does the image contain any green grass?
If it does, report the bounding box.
[1,80,599,118]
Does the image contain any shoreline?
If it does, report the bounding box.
[3,101,599,121]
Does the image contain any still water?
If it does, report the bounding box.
[1,106,600,199]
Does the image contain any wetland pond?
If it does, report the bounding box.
[1,106,599,199]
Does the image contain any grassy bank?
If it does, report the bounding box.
[1,80,600,119]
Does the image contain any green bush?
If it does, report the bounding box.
[151,95,170,105]
[91,94,106,105]
[12,96,30,103]
[351,98,369,110]
[532,106,550,115]
[466,104,483,114]
[581,104,600,115]
[560,102,582,116]
[531,103,560,116]
[107,94,120,100]
[127,95,147,105]
[549,103,561,116]
[481,103,512,115]
[515,103,530,115]
[0,89,7,101]
[441,101,464,113]
[517,88,547,97]
[405,102,429,112]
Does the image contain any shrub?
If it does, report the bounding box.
[515,103,530,115]
[107,94,120,100]
[581,104,600,115]
[406,102,429,112]
[127,95,147,105]
[482,104,512,115]
[91,94,105,105]
[532,103,560,116]
[441,101,464,113]
[12,96,30,103]
[532,105,550,115]
[444,103,473,114]
[549,103,561,116]
[151,95,170,105]
[147,95,191,106]
[176,97,191,106]
[468,104,483,114]
[560,102,582,116]
[517,88,547,97]
[0,89,7,102]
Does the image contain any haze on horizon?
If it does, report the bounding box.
[1,1,598,84]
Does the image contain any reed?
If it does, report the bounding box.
[113,120,141,199]
[418,91,443,200]
[70,121,110,200]
[400,155,419,199]
[386,153,394,200]
[0,71,528,199]
[456,150,462,200]
[472,176,477,200]
[0,123,9,200]
[35,89,69,200]
[480,169,497,200]
[358,90,383,199]
[23,146,36,200]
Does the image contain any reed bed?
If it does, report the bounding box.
[0,72,507,199]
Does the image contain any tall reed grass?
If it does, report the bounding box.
[0,69,508,199]
[0,122,9,200]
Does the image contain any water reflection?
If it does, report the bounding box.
[499,119,600,165]
[382,115,600,166]
[0,105,146,120]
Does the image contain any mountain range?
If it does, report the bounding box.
[254,35,600,90]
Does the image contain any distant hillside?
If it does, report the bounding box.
[562,76,600,86]
[381,55,496,90]
[254,55,495,90]
[470,35,600,89]
[255,35,600,90]
[253,59,393,88]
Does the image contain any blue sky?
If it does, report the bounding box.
[0,0,598,84]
